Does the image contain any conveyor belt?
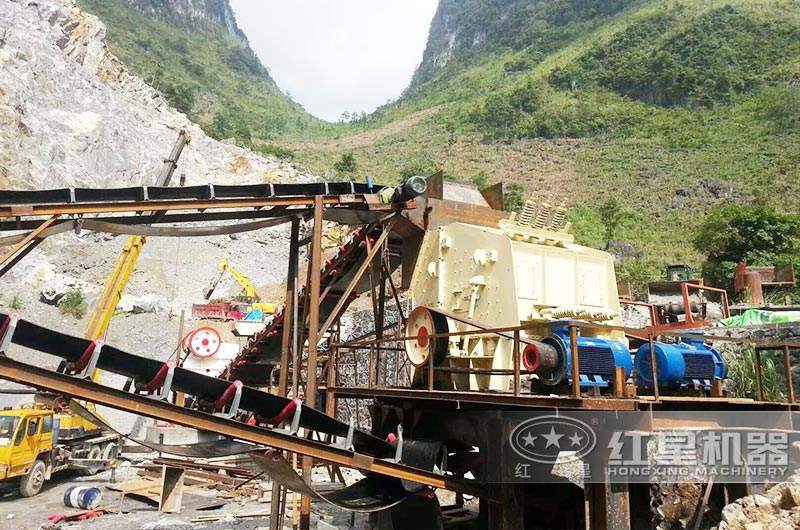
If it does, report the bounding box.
[0,216,299,246]
[0,311,391,457]
[227,223,401,383]
[0,182,380,206]
[0,313,477,499]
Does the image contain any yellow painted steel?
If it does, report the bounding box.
[85,235,145,381]
[206,258,258,301]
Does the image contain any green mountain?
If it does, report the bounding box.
[76,0,321,146]
[75,0,800,284]
[287,0,800,284]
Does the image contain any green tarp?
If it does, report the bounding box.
[722,309,800,327]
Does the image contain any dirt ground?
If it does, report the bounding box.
[0,464,372,530]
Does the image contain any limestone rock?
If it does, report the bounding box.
[117,293,168,315]
[0,0,316,191]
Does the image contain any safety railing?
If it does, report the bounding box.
[327,318,800,405]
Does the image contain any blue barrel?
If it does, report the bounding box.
[64,486,102,509]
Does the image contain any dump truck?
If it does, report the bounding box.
[193,258,276,321]
[0,403,119,496]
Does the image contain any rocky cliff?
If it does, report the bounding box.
[122,0,249,46]
[0,0,310,190]
[409,0,637,88]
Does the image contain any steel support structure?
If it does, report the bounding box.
[0,195,393,219]
[0,215,58,271]
[0,355,479,495]
[270,217,301,530]
[300,196,324,530]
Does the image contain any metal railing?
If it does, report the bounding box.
[328,318,800,405]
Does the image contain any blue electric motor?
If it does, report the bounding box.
[544,326,633,389]
[635,338,726,390]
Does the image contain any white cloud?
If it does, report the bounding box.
[230,0,438,122]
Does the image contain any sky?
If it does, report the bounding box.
[230,0,439,122]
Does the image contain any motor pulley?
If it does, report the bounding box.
[405,307,449,368]
[186,327,221,358]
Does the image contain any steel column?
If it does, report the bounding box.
[569,323,580,398]
[754,348,765,401]
[648,332,660,401]
[300,196,324,530]
[784,345,795,403]
[270,217,301,530]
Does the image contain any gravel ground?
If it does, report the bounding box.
[0,463,376,530]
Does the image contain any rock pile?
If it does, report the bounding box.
[716,481,800,530]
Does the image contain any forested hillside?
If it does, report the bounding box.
[285,0,800,286]
[76,0,800,285]
[76,0,320,149]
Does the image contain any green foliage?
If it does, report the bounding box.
[551,7,800,107]
[58,289,87,320]
[10,295,22,310]
[693,204,800,287]
[76,0,319,143]
[723,345,785,401]
[333,153,358,175]
[252,143,295,160]
[208,109,251,143]
[753,86,800,131]
[598,198,631,248]
[466,79,549,138]
[471,171,488,189]
[567,205,605,248]
[616,259,662,296]
[504,183,525,213]
[159,80,196,115]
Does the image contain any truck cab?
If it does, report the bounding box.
[0,406,55,496]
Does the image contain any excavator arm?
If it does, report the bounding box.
[204,258,258,301]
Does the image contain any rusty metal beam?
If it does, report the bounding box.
[0,215,58,269]
[301,196,324,530]
[329,386,638,411]
[0,355,481,495]
[278,218,300,394]
[784,345,795,404]
[0,196,396,219]
[271,217,301,530]
[0,237,41,278]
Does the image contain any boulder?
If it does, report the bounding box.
[40,274,93,305]
[117,294,168,315]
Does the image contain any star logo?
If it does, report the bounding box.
[542,427,563,449]
[522,432,537,447]
[568,432,584,447]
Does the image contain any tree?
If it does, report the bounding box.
[504,183,525,213]
[161,81,195,115]
[333,153,357,174]
[693,204,800,287]
[598,199,631,249]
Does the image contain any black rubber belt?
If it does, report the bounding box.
[68,400,262,458]
[0,312,393,459]
[0,182,379,206]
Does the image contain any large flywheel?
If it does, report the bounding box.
[405,307,449,368]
